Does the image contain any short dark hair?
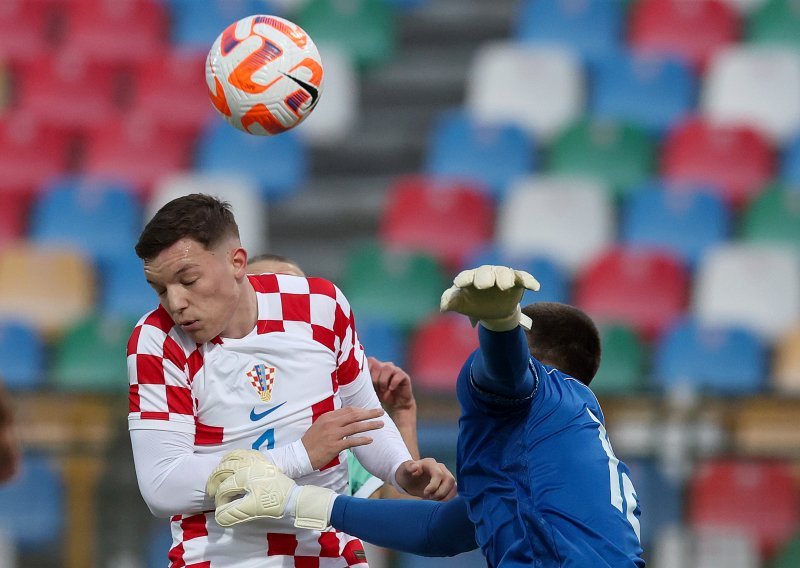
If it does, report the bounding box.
[135,194,240,260]
[521,302,601,385]
[247,253,298,267]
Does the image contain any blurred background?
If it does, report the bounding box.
[1,0,800,566]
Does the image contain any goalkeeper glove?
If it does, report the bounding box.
[440,265,540,331]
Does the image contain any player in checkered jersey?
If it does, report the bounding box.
[127,195,455,568]
[246,254,421,501]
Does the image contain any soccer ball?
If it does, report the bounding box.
[206,15,323,136]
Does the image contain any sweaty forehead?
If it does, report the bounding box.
[144,239,212,278]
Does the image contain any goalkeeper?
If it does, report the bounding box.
[208,266,646,567]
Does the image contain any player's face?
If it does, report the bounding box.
[246,259,305,276]
[144,237,248,343]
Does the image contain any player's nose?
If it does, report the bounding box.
[166,286,190,312]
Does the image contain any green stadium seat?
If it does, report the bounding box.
[770,533,800,568]
[742,184,800,253]
[591,323,647,395]
[342,241,448,330]
[746,0,800,49]
[548,118,657,198]
[52,314,135,392]
[296,0,396,69]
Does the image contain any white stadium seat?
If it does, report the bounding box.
[497,175,614,273]
[466,42,585,142]
[702,45,800,143]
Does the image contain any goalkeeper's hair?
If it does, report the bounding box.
[521,302,601,386]
[135,194,240,260]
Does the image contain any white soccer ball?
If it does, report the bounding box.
[206,15,324,136]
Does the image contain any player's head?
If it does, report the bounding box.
[521,302,601,386]
[247,253,305,276]
[135,194,249,343]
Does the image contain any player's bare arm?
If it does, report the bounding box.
[368,357,420,460]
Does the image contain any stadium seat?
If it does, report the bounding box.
[52,314,134,393]
[0,454,63,551]
[131,49,214,138]
[99,251,157,321]
[626,460,683,549]
[591,323,647,395]
[660,117,775,209]
[83,112,193,196]
[742,184,800,253]
[693,243,800,340]
[196,121,307,199]
[16,51,120,131]
[0,243,95,337]
[166,0,268,48]
[61,0,168,64]
[408,313,478,394]
[29,178,141,266]
[296,44,359,145]
[148,173,267,256]
[0,321,45,391]
[378,177,494,272]
[781,132,800,188]
[465,247,570,305]
[589,50,697,134]
[497,175,614,274]
[746,0,800,48]
[575,247,690,339]
[652,317,766,394]
[0,1,50,62]
[547,118,657,198]
[629,0,740,70]
[296,0,396,69]
[771,533,800,568]
[773,326,800,394]
[621,182,730,267]
[688,459,800,558]
[355,316,407,369]
[514,0,623,63]
[341,241,448,330]
[651,526,761,568]
[466,42,584,142]
[702,45,800,143]
[424,109,536,199]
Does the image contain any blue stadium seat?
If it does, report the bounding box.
[166,0,278,48]
[652,318,767,394]
[626,460,683,550]
[356,316,407,369]
[146,522,173,568]
[99,251,157,320]
[466,247,570,305]
[780,132,800,190]
[29,178,141,266]
[621,181,730,268]
[0,321,44,390]
[0,454,63,551]
[590,51,697,134]
[196,122,307,199]
[425,109,535,199]
[515,0,623,63]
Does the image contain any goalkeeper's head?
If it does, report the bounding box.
[521,303,601,386]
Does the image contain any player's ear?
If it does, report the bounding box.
[231,246,248,279]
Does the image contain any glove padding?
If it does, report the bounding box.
[207,450,296,527]
[440,265,540,331]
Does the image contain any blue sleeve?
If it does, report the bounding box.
[471,325,535,400]
[330,495,478,557]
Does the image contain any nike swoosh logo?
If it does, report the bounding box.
[280,72,320,109]
[249,401,287,421]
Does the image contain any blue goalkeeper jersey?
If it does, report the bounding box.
[456,342,645,567]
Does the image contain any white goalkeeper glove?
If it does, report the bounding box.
[206,449,337,530]
[440,265,540,331]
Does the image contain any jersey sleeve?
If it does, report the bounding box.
[347,452,384,498]
[126,307,197,433]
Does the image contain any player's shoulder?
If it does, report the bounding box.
[128,305,193,355]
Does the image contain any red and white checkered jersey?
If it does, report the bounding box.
[128,274,371,567]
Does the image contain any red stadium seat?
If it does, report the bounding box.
[61,0,168,64]
[409,313,478,394]
[0,0,51,63]
[661,117,775,209]
[689,459,800,558]
[575,247,689,340]
[379,177,495,273]
[629,0,740,71]
[82,112,193,196]
[16,51,120,131]
[131,49,214,137]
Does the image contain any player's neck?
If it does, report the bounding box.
[220,277,258,339]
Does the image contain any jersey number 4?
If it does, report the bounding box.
[588,409,641,542]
